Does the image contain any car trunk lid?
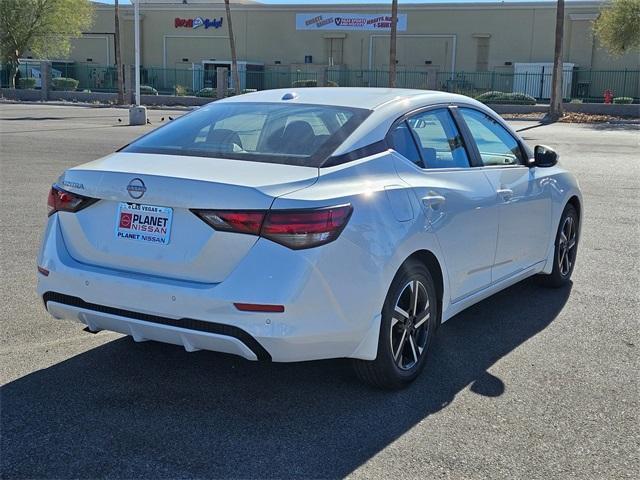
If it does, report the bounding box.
[56,152,318,283]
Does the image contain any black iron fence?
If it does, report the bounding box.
[2,63,638,103]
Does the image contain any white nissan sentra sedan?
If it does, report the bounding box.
[37,88,582,388]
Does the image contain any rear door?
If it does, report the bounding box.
[456,107,552,282]
[391,107,500,303]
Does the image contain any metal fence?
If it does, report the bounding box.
[2,63,638,103]
[0,62,118,91]
[435,69,640,101]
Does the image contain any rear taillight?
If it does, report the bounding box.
[191,210,265,235]
[47,185,98,216]
[262,206,353,249]
[192,204,352,250]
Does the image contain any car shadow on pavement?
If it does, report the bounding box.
[1,278,571,479]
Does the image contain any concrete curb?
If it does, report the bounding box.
[489,102,639,117]
[0,98,199,111]
[2,89,638,118]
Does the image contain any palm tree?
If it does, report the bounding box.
[388,0,398,87]
[548,0,565,120]
[114,0,125,104]
[224,0,241,96]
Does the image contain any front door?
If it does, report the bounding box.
[390,107,501,303]
[457,107,552,282]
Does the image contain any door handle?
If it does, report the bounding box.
[422,193,446,209]
[497,188,514,202]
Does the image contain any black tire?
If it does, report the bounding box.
[538,203,579,288]
[353,260,439,389]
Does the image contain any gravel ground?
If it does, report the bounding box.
[0,104,638,479]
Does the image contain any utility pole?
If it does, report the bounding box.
[128,0,146,126]
[134,0,140,106]
[388,0,398,87]
[548,0,565,121]
[114,0,125,104]
[224,0,241,96]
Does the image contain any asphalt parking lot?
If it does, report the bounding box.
[0,103,638,479]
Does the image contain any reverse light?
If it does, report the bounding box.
[47,185,98,216]
[191,204,353,250]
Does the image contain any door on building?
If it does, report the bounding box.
[203,62,230,89]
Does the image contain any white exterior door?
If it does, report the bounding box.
[390,108,501,302]
[457,107,552,282]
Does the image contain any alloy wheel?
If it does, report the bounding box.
[390,280,431,371]
[558,215,577,276]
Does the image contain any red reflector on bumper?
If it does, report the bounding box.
[234,303,285,313]
[37,266,50,276]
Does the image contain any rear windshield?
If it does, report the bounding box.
[122,102,371,167]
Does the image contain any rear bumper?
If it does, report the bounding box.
[37,215,384,362]
[45,293,267,360]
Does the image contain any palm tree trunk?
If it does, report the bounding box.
[548,0,565,120]
[10,58,18,89]
[225,0,241,96]
[388,0,398,87]
[114,0,125,104]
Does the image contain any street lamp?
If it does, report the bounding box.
[129,0,146,125]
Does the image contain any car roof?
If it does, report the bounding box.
[219,87,452,110]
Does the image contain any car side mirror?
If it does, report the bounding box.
[532,145,558,168]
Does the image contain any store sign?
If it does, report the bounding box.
[174,16,223,29]
[296,13,407,31]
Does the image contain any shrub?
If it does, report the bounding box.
[18,77,36,89]
[140,85,158,95]
[570,98,583,104]
[196,87,214,98]
[174,84,190,96]
[51,77,79,91]
[613,96,633,104]
[225,88,259,97]
[291,79,338,88]
[475,91,536,105]
[197,87,258,98]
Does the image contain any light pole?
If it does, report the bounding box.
[134,0,141,106]
[129,0,146,125]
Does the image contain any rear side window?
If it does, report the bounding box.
[407,109,470,169]
[389,121,422,166]
[123,102,371,167]
[459,108,525,166]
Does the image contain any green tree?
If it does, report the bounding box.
[594,0,640,55]
[0,0,94,87]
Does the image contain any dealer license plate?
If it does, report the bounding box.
[116,202,173,245]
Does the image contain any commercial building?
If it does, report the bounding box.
[68,1,637,70]
[21,0,640,99]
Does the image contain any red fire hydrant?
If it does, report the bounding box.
[604,89,614,104]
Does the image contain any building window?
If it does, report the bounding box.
[475,36,490,72]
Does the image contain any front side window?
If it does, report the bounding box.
[459,108,525,166]
[407,109,470,169]
[123,102,371,167]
